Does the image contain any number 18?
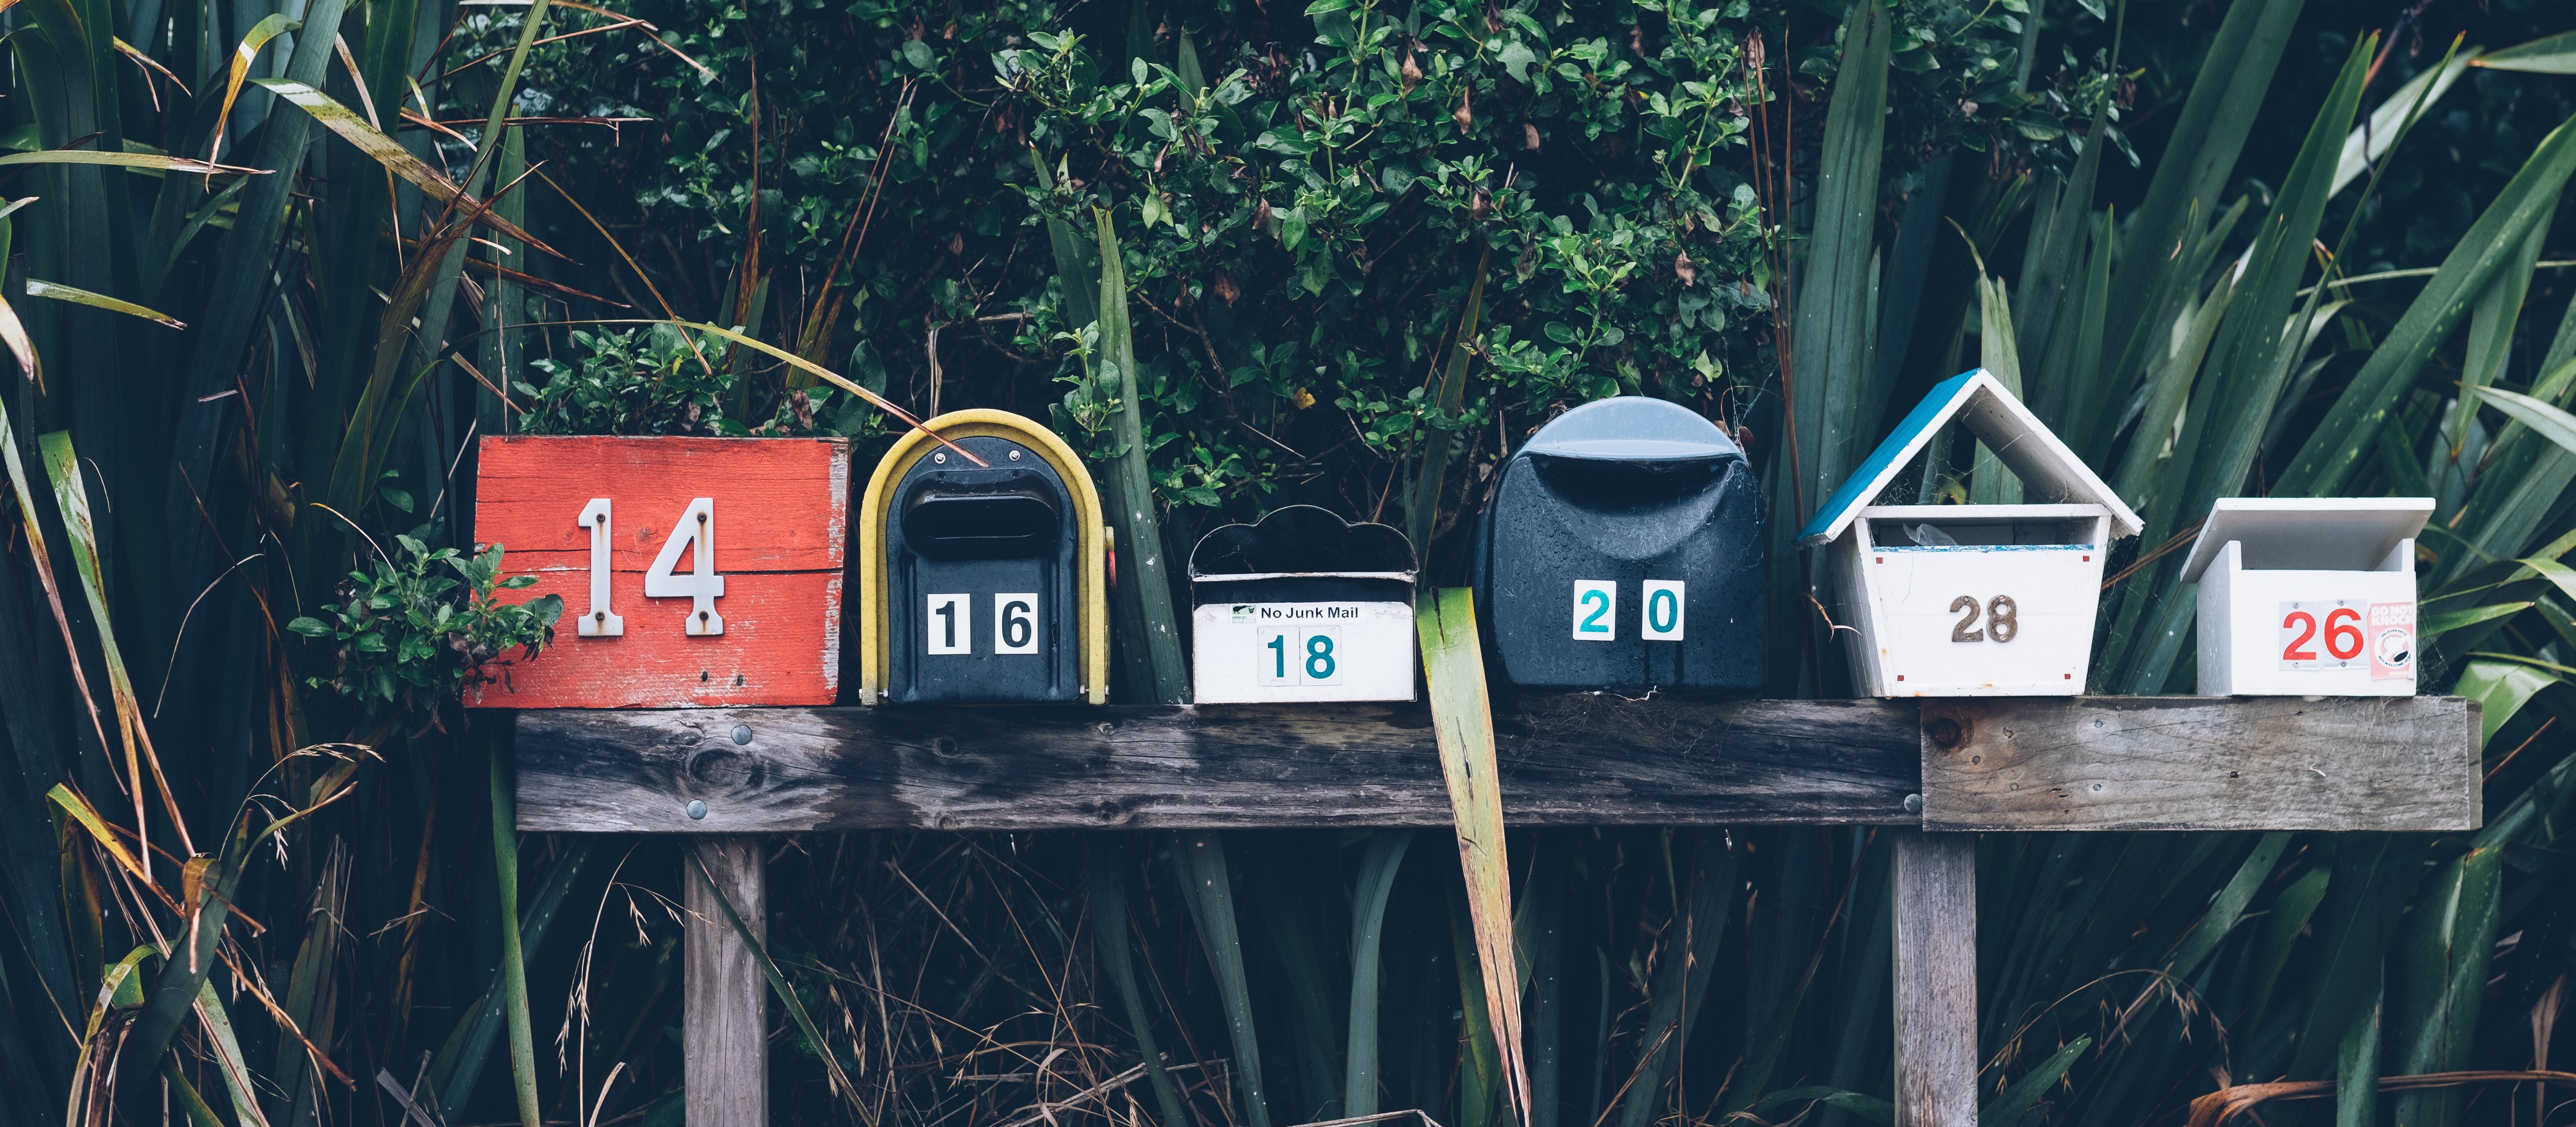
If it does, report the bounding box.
[1260,627,1340,685]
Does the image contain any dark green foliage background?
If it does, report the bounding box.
[4,0,2576,1123]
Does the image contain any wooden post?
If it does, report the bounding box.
[686,836,767,1127]
[1892,829,1977,1127]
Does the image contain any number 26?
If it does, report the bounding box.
[2282,607,2361,661]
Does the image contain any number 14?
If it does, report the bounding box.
[574,497,725,637]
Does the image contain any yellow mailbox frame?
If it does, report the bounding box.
[857,409,1110,705]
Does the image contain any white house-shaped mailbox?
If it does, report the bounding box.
[2179,497,2430,696]
[1187,506,1419,703]
[1798,369,2142,696]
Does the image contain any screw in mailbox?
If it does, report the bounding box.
[858,410,1110,704]
[1186,506,1419,704]
[1470,396,1766,693]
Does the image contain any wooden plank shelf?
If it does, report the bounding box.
[516,694,2479,835]
[1920,695,2480,833]
[514,692,2479,1127]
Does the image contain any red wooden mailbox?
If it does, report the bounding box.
[471,436,851,708]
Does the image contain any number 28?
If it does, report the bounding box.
[1949,594,2019,643]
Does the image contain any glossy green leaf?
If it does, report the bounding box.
[1093,209,1190,705]
[2276,112,2576,496]
[2421,601,2532,639]
[2473,30,2576,75]
[206,14,302,168]
[2332,49,2471,196]
[2390,847,2504,1127]
[1345,829,1414,1119]
[1170,830,1271,1127]
[2473,384,2576,458]
[248,79,554,255]
[22,279,182,329]
[0,149,262,176]
[2454,658,2561,747]
[1420,586,1530,1126]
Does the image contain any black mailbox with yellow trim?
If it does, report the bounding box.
[859,409,1108,704]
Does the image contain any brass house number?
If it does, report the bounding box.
[1947,595,2020,643]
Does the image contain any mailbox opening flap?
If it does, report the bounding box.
[1518,396,1745,507]
[1189,506,1417,605]
[900,469,1063,560]
[1861,505,2103,549]
[2179,497,2432,580]
[1519,396,1744,463]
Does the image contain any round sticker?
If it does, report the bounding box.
[2374,627,2413,671]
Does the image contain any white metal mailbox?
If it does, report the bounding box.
[1186,507,1418,704]
[2180,497,2430,696]
[1798,369,2143,696]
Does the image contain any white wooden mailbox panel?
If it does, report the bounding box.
[1836,504,2111,695]
[2181,497,2430,696]
[1799,369,2142,697]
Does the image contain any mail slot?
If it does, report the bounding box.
[858,410,1108,704]
[1470,396,1765,692]
[1187,506,1418,703]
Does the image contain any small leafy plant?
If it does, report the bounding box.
[515,323,881,437]
[288,534,566,726]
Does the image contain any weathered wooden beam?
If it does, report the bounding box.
[1891,830,1978,1127]
[684,836,766,1127]
[516,696,1922,833]
[1918,695,2479,832]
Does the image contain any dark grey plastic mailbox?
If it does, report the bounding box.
[1469,396,1765,691]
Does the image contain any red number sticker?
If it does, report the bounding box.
[2323,607,2363,661]
[2278,600,2366,669]
[2279,610,2318,661]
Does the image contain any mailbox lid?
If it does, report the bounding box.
[1800,369,2141,546]
[2179,497,2433,581]
[1187,505,1417,605]
[1519,396,1744,463]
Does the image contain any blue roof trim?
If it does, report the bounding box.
[1794,369,1979,543]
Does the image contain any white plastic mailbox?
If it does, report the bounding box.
[1186,506,1419,704]
[1798,369,2143,696]
[2180,497,2430,696]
